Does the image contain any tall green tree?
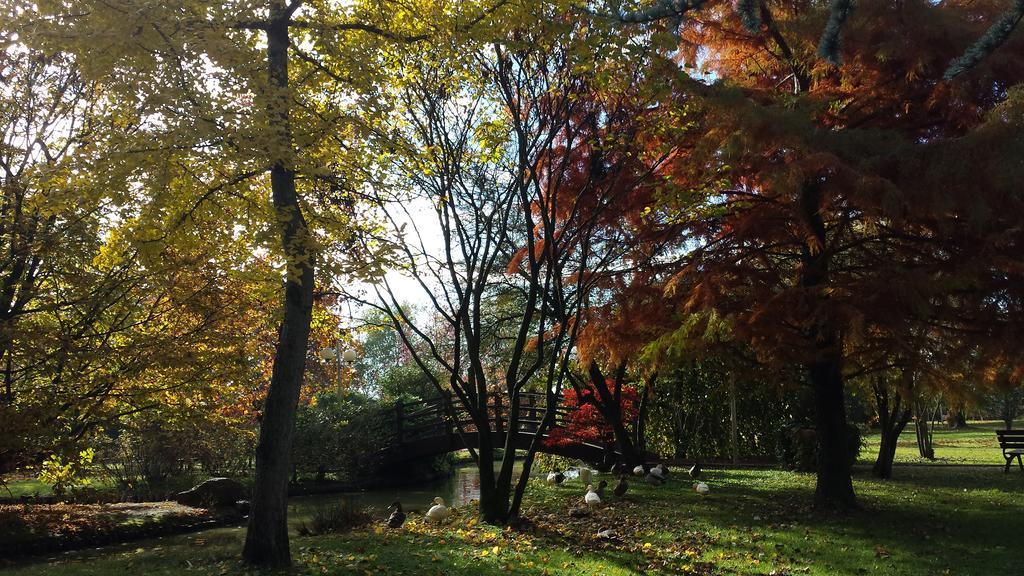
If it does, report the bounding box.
[15,0,516,565]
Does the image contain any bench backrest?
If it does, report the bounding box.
[996,430,1024,450]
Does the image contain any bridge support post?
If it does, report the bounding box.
[394,403,404,445]
[494,392,504,435]
[442,391,454,439]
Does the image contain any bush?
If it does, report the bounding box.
[95,411,255,493]
[776,423,862,472]
[38,448,94,496]
[292,392,391,483]
[97,423,194,492]
[646,361,804,461]
[296,500,373,535]
[534,453,577,473]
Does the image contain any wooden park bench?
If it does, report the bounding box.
[996,430,1024,472]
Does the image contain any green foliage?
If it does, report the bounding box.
[374,364,436,404]
[38,448,95,496]
[645,359,802,461]
[533,453,578,474]
[292,393,390,483]
[96,417,254,499]
[945,0,1024,79]
[817,0,855,65]
[295,500,374,536]
[776,423,863,472]
[735,0,761,33]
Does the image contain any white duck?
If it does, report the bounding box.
[645,471,665,486]
[546,471,566,485]
[694,482,710,495]
[633,464,646,477]
[578,467,592,485]
[425,497,450,523]
[584,484,602,507]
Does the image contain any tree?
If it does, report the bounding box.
[548,363,642,465]
[980,354,1023,429]
[865,370,913,479]
[351,9,674,522]
[580,0,1024,508]
[14,0,454,564]
[0,46,278,479]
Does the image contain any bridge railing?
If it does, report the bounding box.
[375,391,574,447]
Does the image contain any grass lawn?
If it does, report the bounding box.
[860,421,1010,466]
[1,478,51,499]
[3,464,1022,576]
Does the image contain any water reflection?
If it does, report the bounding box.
[293,464,511,517]
[291,463,601,519]
[6,463,605,570]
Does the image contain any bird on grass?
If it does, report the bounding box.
[613,475,629,497]
[649,465,667,481]
[652,463,670,478]
[632,464,646,477]
[688,460,702,480]
[595,480,609,500]
[645,471,665,486]
[546,471,566,485]
[694,482,710,495]
[578,467,592,485]
[425,497,449,524]
[386,501,406,528]
[584,484,602,507]
[569,506,590,518]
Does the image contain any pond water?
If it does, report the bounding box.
[290,462,597,518]
[6,462,594,570]
[293,463,509,517]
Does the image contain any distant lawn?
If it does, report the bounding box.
[1,478,50,499]
[2,475,123,500]
[860,420,1012,466]
[4,465,1023,576]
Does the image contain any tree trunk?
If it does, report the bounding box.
[635,374,653,454]
[587,361,643,467]
[243,9,314,568]
[999,389,1021,430]
[509,387,562,519]
[475,408,509,524]
[947,406,967,429]
[914,398,935,459]
[808,353,856,507]
[799,181,856,509]
[871,379,912,480]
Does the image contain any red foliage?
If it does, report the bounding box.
[546,380,639,447]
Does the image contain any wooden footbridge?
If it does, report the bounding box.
[359,392,619,465]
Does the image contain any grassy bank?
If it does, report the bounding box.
[860,421,1009,466]
[3,464,1022,576]
[0,502,241,559]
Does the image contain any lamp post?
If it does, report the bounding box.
[319,342,358,394]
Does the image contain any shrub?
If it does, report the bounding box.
[98,423,193,490]
[292,392,391,483]
[296,500,373,535]
[38,448,94,496]
[776,423,862,472]
[534,453,577,473]
[646,362,804,461]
